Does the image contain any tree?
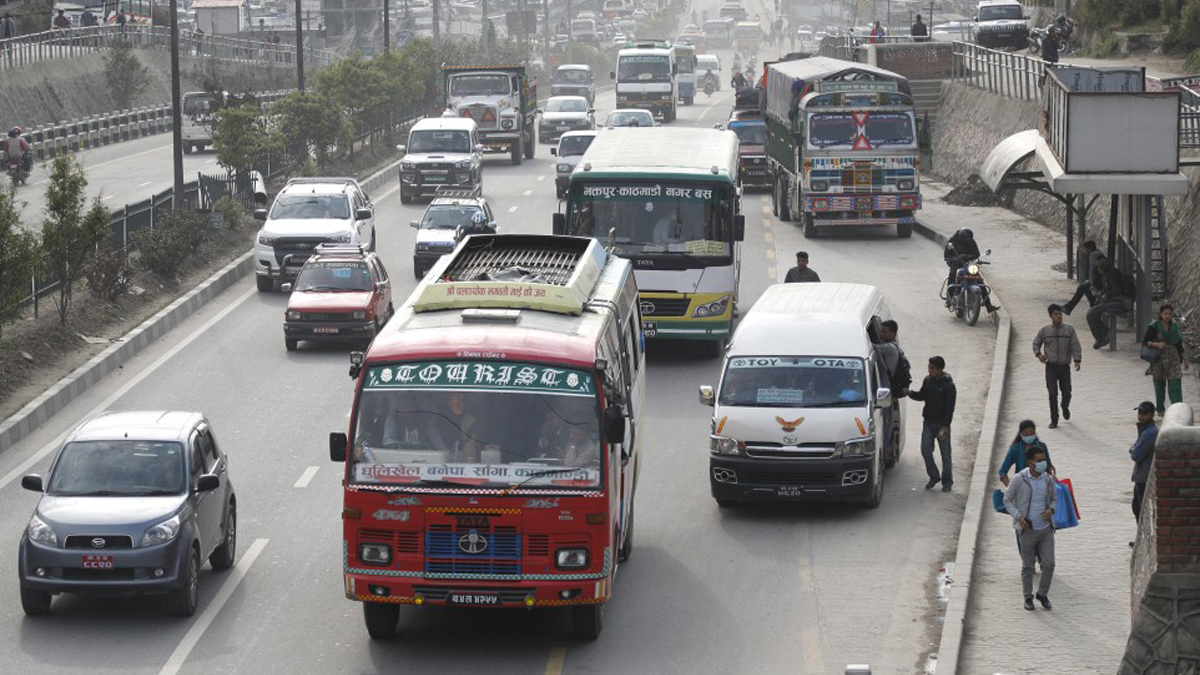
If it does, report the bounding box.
[104,39,152,110]
[0,190,40,344]
[41,157,109,326]
[213,103,284,176]
[315,53,390,154]
[273,91,354,170]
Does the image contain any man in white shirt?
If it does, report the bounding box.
[1003,446,1057,611]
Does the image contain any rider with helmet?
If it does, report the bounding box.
[456,210,496,242]
[945,228,999,313]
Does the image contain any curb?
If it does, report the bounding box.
[914,218,1012,675]
[0,251,254,455]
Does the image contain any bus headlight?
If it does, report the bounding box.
[557,163,572,173]
[555,548,589,569]
[710,435,744,455]
[359,543,391,565]
[693,295,730,318]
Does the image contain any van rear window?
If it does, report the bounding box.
[719,356,866,407]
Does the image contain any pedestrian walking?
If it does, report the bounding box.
[1,13,16,59]
[869,20,884,44]
[999,420,1053,487]
[907,356,956,491]
[1003,445,1056,610]
[1062,241,1103,315]
[911,14,929,41]
[1129,401,1158,531]
[1142,303,1189,414]
[784,251,820,283]
[1033,303,1081,428]
[1086,259,1132,349]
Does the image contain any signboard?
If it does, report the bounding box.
[580,184,716,200]
[817,80,898,93]
[1051,67,1145,93]
[354,462,599,485]
[365,361,596,396]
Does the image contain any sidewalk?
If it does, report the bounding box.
[918,180,1200,675]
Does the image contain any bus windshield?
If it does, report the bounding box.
[807,112,915,149]
[719,356,867,408]
[566,183,734,258]
[350,361,602,490]
[617,55,672,82]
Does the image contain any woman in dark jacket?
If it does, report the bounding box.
[1143,303,1189,415]
[998,420,1053,487]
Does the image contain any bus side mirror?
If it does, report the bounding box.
[698,385,715,406]
[610,71,616,79]
[604,405,626,443]
[329,432,347,462]
[552,212,566,235]
[734,214,745,241]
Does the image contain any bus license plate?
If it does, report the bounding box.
[449,593,500,605]
[777,486,803,498]
[642,322,658,338]
[82,555,114,569]
[313,327,340,334]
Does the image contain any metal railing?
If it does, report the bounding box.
[951,40,1047,101]
[1180,87,1200,150]
[0,24,336,72]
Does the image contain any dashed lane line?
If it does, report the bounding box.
[544,647,567,675]
[508,206,519,213]
[293,466,320,489]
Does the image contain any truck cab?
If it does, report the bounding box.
[443,64,537,165]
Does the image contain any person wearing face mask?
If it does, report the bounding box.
[1129,401,1159,535]
[1003,446,1057,611]
[998,420,1053,487]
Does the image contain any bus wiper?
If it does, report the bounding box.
[500,468,587,496]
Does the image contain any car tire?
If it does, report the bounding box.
[256,276,273,292]
[363,602,400,639]
[209,503,237,571]
[285,338,298,352]
[168,549,200,617]
[20,586,52,616]
[571,604,603,640]
[715,497,738,508]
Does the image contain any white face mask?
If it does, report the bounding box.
[1021,434,1037,444]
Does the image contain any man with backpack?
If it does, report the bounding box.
[875,320,911,462]
[1086,259,1134,349]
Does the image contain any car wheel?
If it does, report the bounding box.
[571,604,603,640]
[256,276,273,292]
[400,190,412,204]
[168,549,200,616]
[20,586,52,616]
[285,338,298,352]
[715,497,738,508]
[209,503,237,571]
[363,602,400,639]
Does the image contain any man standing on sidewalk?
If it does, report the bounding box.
[1004,446,1057,611]
[1130,401,1159,527]
[1033,304,1082,428]
[907,356,956,492]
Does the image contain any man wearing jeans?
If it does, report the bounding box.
[1033,304,1082,428]
[906,356,957,492]
[1086,259,1132,349]
[1004,446,1057,611]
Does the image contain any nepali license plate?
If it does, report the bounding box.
[312,326,340,334]
[448,592,500,605]
[82,554,114,569]
[556,125,570,131]
[423,174,446,183]
[642,322,658,338]
[777,485,803,498]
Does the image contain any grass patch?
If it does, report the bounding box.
[1091,33,1122,57]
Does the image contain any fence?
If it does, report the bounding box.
[0,24,337,72]
[1181,87,1200,150]
[951,40,1047,101]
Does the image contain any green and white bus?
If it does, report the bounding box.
[553,127,745,354]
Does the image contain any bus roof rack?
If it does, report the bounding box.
[433,185,483,199]
[412,235,607,316]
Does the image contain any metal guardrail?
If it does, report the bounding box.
[1180,87,1200,150]
[0,24,337,72]
[951,40,1046,101]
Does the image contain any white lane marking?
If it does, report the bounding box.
[523,189,532,196]
[293,466,320,489]
[0,285,259,492]
[102,195,114,201]
[508,206,519,213]
[82,142,173,172]
[544,647,567,675]
[138,181,152,187]
[537,175,546,182]
[158,538,269,675]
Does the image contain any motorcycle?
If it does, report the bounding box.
[941,249,993,326]
[1028,23,1070,56]
[703,72,716,97]
[6,152,31,187]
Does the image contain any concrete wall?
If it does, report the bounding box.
[0,49,298,129]
[866,42,955,80]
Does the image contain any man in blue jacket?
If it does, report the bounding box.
[1130,401,1159,527]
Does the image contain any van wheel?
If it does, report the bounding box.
[363,602,400,639]
[20,586,52,616]
[884,425,900,468]
[864,466,884,509]
[571,604,603,639]
[803,215,817,238]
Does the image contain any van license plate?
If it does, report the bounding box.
[449,593,500,605]
[777,486,803,497]
[642,322,658,338]
[82,555,114,569]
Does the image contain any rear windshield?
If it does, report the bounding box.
[422,205,483,229]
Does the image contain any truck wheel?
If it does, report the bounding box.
[685,96,694,105]
[511,141,523,166]
[183,143,193,155]
[771,177,781,217]
[363,602,400,639]
[803,214,818,238]
[778,176,793,221]
[897,222,913,238]
[256,276,273,292]
[525,132,535,159]
[571,604,603,640]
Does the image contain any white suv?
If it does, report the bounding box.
[253,178,376,292]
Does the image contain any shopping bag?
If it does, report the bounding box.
[1053,482,1079,529]
[1057,477,1081,519]
[992,488,1008,514]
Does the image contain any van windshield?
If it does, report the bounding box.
[719,356,867,407]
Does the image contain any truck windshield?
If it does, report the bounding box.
[731,123,767,145]
[448,74,510,96]
[270,194,350,220]
[719,356,867,408]
[351,361,602,490]
[408,130,471,153]
[617,55,671,82]
[566,183,734,258]
[555,69,590,83]
[978,5,1023,20]
[807,112,915,149]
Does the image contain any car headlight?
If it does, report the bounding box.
[692,295,730,318]
[557,163,572,173]
[359,543,391,566]
[287,309,302,320]
[501,119,514,130]
[258,234,278,246]
[455,160,470,169]
[141,514,182,548]
[898,178,915,191]
[331,234,352,243]
[401,161,416,171]
[967,264,980,275]
[351,310,367,320]
[555,548,589,569]
[834,437,874,458]
[27,514,57,547]
[710,435,744,455]
[811,180,828,192]
[416,243,432,252]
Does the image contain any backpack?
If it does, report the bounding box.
[891,349,913,392]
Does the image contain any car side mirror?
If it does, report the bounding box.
[589,108,596,114]
[698,385,715,406]
[609,71,616,79]
[876,387,892,405]
[410,219,420,228]
[396,144,406,153]
[552,212,566,235]
[474,144,483,153]
[734,214,746,241]
[604,405,626,443]
[21,474,43,492]
[550,147,557,156]
[330,432,347,462]
[281,282,293,292]
[196,474,220,492]
[355,208,372,221]
[253,208,268,221]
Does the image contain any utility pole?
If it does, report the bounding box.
[384,0,390,52]
[294,0,305,90]
[168,0,184,207]
[482,0,488,53]
[542,0,549,61]
[566,0,571,39]
[432,0,440,48]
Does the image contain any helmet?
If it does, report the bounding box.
[1056,14,1067,24]
[1048,24,1058,34]
[959,228,974,239]
[471,211,487,225]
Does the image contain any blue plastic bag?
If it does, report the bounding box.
[1053,482,1079,529]
[992,488,1008,514]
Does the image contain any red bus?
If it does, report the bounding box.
[330,234,645,639]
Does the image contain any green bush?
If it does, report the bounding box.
[1186,46,1200,71]
[1092,33,1122,57]
[85,245,132,301]
[132,212,208,281]
[211,197,246,232]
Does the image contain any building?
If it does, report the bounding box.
[193,0,248,35]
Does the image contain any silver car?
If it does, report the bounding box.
[18,411,237,616]
[538,96,596,143]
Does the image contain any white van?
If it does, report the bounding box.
[698,283,904,508]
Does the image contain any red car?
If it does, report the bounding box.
[282,244,394,351]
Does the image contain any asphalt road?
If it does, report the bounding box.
[0,30,998,675]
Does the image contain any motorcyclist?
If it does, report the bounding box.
[732,51,743,71]
[944,228,999,312]
[456,211,496,242]
[702,69,717,95]
[1055,14,1073,52]
[1041,25,1060,64]
[2,127,31,173]
[731,69,749,90]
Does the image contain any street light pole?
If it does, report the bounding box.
[168,0,184,207]
[384,0,390,52]
[294,0,305,90]
[432,0,440,49]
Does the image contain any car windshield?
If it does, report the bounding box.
[47,440,185,496]
[408,129,472,153]
[605,111,653,127]
[351,361,602,489]
[421,205,482,229]
[448,74,510,96]
[617,55,671,82]
[719,356,868,408]
[270,194,350,220]
[731,122,767,145]
[566,182,734,258]
[555,69,590,83]
[547,98,588,113]
[295,261,372,291]
[558,135,595,157]
[807,112,916,149]
[979,4,1022,20]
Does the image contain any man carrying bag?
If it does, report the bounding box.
[1004,446,1056,611]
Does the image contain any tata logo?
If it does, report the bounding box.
[634,259,656,266]
[776,416,804,432]
[454,514,491,528]
[458,531,489,555]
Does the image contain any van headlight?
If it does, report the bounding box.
[693,295,730,318]
[555,548,589,569]
[141,514,182,547]
[27,514,57,547]
[359,543,391,565]
[710,435,745,455]
[834,437,874,457]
